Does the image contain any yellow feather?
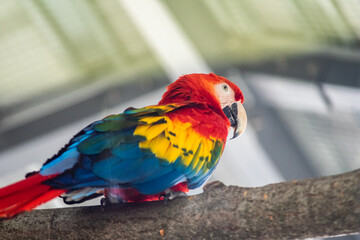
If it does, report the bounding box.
[150,135,170,159]
[193,147,205,174]
[194,139,211,174]
[145,124,168,140]
[188,142,202,170]
[181,131,200,166]
[166,118,174,132]
[176,127,187,149]
[202,138,210,160]
[181,122,192,129]
[134,124,151,137]
[139,140,149,149]
[163,142,182,163]
[136,115,219,173]
[162,127,185,163]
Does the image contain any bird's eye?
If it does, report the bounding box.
[223,84,229,91]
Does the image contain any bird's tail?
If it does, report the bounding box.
[0,173,65,219]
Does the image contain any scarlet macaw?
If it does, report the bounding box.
[0,73,247,218]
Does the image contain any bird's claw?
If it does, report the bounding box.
[100,197,112,207]
[159,190,188,204]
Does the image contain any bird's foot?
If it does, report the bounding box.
[159,189,188,204]
[100,197,111,207]
[100,196,123,208]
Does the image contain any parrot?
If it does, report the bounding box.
[0,73,247,219]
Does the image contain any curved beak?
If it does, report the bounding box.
[222,101,247,139]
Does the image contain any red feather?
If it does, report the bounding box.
[0,173,65,218]
[160,73,244,105]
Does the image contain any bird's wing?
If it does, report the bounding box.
[40,103,225,195]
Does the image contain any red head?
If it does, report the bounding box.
[159,73,243,104]
[160,73,247,138]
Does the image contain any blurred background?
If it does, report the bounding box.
[0,1,359,238]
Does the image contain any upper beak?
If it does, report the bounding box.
[222,101,247,139]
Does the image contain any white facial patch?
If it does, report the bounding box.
[214,83,236,108]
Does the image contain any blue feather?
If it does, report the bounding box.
[187,161,219,189]
[111,142,145,160]
[46,166,108,189]
[40,148,79,175]
[131,170,185,195]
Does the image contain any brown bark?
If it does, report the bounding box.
[1,169,359,240]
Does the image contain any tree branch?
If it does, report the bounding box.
[1,169,359,239]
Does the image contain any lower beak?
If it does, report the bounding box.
[222,101,247,139]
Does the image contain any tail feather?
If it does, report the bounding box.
[0,173,65,218]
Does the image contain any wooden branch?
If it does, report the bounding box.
[1,169,359,239]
